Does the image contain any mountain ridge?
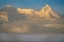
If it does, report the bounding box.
[17,4,61,20]
[0,4,61,22]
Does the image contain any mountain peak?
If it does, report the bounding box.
[7,5,12,7]
[45,4,50,7]
[2,5,16,12]
[40,4,52,13]
[40,4,60,20]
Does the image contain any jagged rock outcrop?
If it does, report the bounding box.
[17,4,60,20]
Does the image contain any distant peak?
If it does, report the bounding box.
[45,4,51,8]
[7,5,12,7]
[41,4,51,11]
[46,4,50,7]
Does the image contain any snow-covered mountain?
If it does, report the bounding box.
[1,5,27,22]
[1,5,16,12]
[0,4,61,22]
[17,4,60,20]
[40,4,60,20]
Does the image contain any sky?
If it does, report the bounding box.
[0,0,64,14]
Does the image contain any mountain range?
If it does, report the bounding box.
[18,4,60,20]
[0,4,62,23]
[0,4,64,33]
